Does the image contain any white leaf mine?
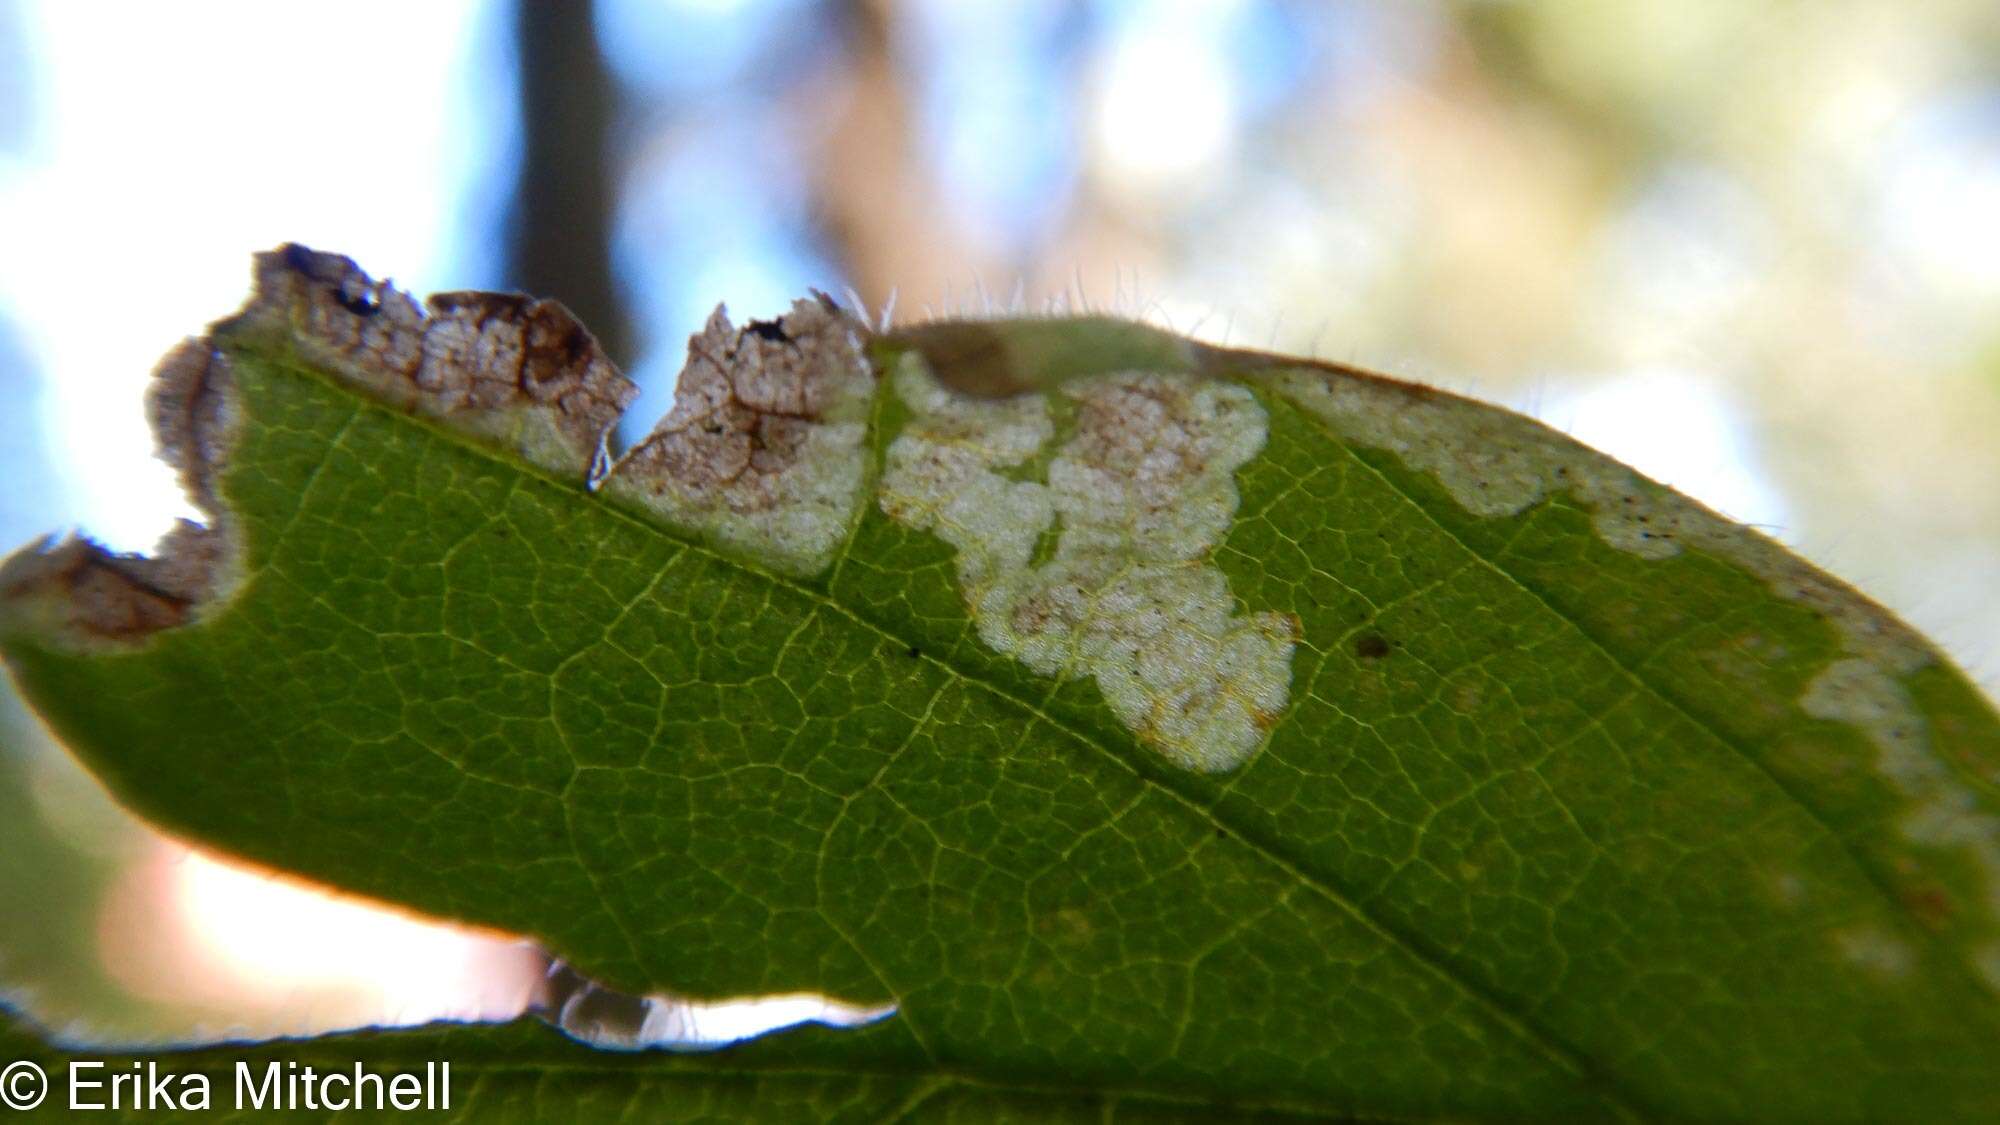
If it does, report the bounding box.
[882,356,1296,772]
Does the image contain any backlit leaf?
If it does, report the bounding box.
[5,247,1998,1121]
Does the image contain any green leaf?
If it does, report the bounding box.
[4,246,1999,1121]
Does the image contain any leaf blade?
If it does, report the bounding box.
[5,249,1999,1121]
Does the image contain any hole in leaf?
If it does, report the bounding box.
[337,289,382,317]
[534,959,896,1053]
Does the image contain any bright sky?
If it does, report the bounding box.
[0,0,509,552]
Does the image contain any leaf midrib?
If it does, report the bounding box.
[230,344,1649,1120]
[1258,384,1999,1008]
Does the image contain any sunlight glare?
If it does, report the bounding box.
[1091,7,1239,191]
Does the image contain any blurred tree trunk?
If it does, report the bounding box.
[506,0,628,366]
[815,0,973,321]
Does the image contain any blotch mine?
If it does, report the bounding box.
[601,295,875,577]
[220,244,638,479]
[880,356,1296,773]
[1260,358,2000,983]
[1257,365,1929,675]
[1803,658,2000,988]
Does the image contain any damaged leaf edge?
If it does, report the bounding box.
[0,244,882,648]
[0,337,242,649]
[0,248,1996,1068]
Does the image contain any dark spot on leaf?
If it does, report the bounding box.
[907,645,922,658]
[1354,633,1391,660]
[884,322,1022,397]
[1903,885,1954,929]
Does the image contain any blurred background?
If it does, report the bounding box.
[1,0,1997,1046]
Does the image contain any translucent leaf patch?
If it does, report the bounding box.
[881,356,1296,771]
